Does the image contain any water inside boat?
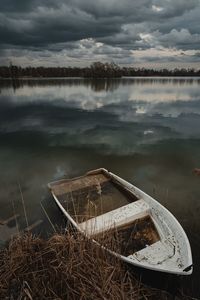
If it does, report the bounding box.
[92,215,160,255]
[50,173,139,223]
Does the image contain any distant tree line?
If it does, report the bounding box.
[0,62,200,78]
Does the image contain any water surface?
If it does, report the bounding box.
[0,77,200,297]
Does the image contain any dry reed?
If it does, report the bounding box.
[0,230,173,300]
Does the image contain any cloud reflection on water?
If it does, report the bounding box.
[0,77,200,154]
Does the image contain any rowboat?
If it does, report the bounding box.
[48,168,193,275]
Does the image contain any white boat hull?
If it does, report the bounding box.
[48,168,193,275]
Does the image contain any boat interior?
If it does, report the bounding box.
[50,172,139,223]
[92,215,160,255]
[50,171,163,256]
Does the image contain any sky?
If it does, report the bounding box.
[0,0,200,68]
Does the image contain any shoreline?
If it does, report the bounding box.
[1,75,200,80]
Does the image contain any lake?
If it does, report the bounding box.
[0,77,200,297]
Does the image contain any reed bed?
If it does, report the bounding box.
[0,230,173,300]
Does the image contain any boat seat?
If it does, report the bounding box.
[78,199,149,236]
[128,239,175,265]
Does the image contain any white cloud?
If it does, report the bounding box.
[152,5,163,12]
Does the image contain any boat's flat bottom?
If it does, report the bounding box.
[92,215,160,256]
[50,173,139,223]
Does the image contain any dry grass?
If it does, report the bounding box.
[0,230,173,300]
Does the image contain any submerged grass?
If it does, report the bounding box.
[0,230,174,300]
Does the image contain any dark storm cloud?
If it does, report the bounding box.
[0,0,60,13]
[0,0,200,67]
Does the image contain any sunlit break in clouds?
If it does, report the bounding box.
[0,0,200,68]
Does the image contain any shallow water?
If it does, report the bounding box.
[0,77,200,297]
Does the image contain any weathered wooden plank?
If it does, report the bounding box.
[24,220,43,232]
[78,199,149,236]
[0,214,20,225]
[51,174,109,196]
